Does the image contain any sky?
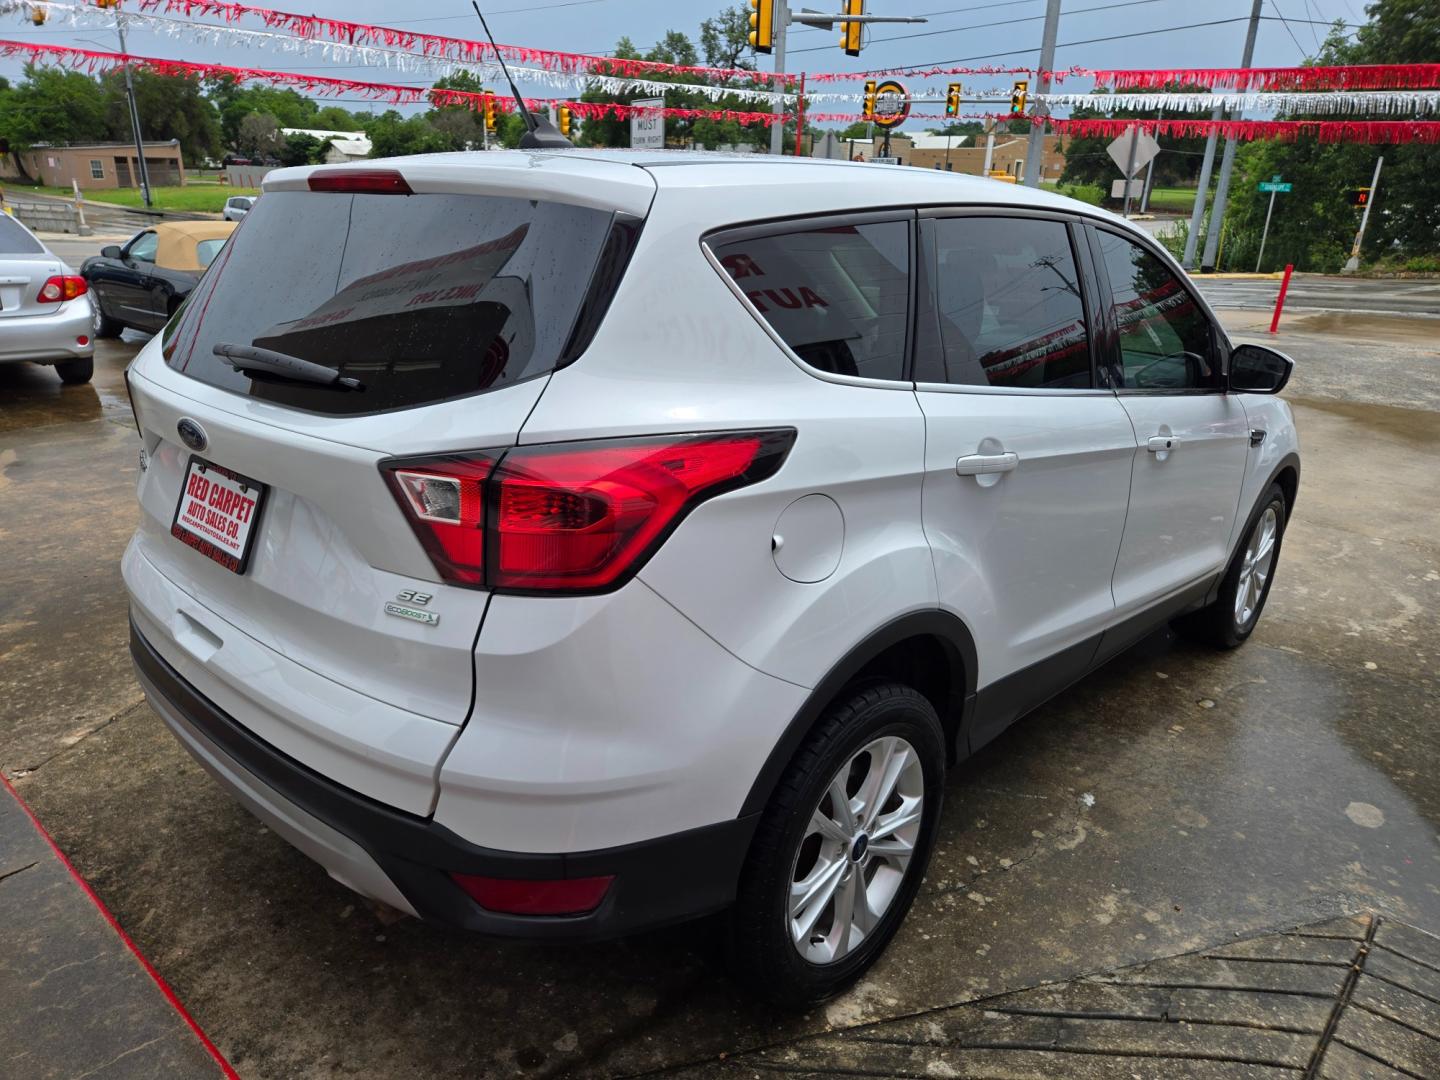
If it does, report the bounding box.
[1,0,1372,126]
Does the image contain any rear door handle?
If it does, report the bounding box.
[1146,435,1179,454]
[956,452,1018,476]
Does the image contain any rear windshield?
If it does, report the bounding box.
[0,214,44,255]
[162,190,619,415]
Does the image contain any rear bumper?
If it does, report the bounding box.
[131,618,758,940]
[0,300,93,363]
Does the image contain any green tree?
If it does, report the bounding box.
[236,112,283,159]
[207,77,318,148]
[101,69,221,167]
[0,66,108,155]
[365,111,452,158]
[1217,0,1440,270]
[699,5,755,70]
[277,131,325,166]
[312,106,363,131]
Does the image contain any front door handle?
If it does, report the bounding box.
[1146,435,1179,454]
[956,451,1018,476]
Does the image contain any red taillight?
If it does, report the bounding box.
[37,275,87,303]
[307,169,413,194]
[382,431,794,594]
[450,873,614,916]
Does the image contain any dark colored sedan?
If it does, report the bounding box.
[82,220,235,337]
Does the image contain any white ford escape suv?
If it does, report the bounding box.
[123,151,1298,1005]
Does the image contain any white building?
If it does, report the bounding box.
[280,129,373,163]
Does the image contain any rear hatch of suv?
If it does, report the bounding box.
[125,158,652,812]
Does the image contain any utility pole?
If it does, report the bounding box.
[982,119,996,174]
[768,6,788,155]
[115,11,153,208]
[1182,123,1220,267]
[1121,126,1139,217]
[1343,155,1383,272]
[1199,0,1264,272]
[1022,0,1061,187]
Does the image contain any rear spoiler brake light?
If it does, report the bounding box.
[308,170,413,195]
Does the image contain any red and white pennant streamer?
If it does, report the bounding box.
[1085,64,1440,92]
[1047,115,1440,144]
[0,39,786,124]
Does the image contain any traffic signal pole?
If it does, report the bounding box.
[768,5,788,156]
[1343,155,1384,272]
[1022,0,1061,187]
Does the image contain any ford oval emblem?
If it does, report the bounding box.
[177,418,208,453]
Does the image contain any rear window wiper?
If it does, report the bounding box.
[213,342,365,391]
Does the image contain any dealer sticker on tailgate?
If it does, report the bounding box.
[171,457,268,574]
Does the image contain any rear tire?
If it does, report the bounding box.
[1177,482,1287,649]
[54,357,94,385]
[728,681,946,1008]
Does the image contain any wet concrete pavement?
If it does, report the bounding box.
[0,299,1437,1078]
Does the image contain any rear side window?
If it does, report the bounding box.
[163,191,621,415]
[196,239,225,267]
[917,216,1090,389]
[0,214,45,255]
[711,219,910,381]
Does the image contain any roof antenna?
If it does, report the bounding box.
[470,1,573,149]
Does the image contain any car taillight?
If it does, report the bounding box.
[382,430,794,594]
[37,275,87,303]
[450,873,614,916]
[308,169,412,194]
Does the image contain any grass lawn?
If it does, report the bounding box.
[1145,187,1200,213]
[2,184,257,214]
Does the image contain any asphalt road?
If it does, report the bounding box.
[2,247,1438,1078]
[1196,275,1440,318]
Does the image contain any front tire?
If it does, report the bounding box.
[729,682,946,1008]
[1179,482,1287,649]
[54,357,94,384]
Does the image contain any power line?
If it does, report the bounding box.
[885,15,1255,69]
[1266,0,1312,58]
[789,0,1174,55]
[385,0,615,24]
[788,0,1040,36]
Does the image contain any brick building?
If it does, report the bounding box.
[815,131,1066,181]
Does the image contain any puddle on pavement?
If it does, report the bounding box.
[1286,311,1440,346]
[0,339,140,434]
[1288,395,1440,445]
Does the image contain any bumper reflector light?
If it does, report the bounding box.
[450,872,614,916]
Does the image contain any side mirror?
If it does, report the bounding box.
[1229,343,1293,394]
[101,245,122,259]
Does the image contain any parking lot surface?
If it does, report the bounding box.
[1,268,1437,1077]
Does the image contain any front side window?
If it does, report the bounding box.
[89,159,104,180]
[196,238,226,267]
[711,219,910,382]
[127,231,158,263]
[919,216,1090,389]
[1095,230,1219,390]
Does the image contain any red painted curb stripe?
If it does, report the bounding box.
[1,772,242,1080]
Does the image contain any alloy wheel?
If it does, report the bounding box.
[787,735,925,965]
[1235,505,1278,628]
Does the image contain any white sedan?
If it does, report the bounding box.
[0,212,95,384]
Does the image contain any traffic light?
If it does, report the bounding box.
[94,0,121,8]
[1009,80,1028,116]
[945,82,961,117]
[862,80,878,119]
[1347,188,1370,207]
[483,93,497,133]
[748,0,775,54]
[557,105,572,139]
[30,5,45,23]
[840,0,863,57]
